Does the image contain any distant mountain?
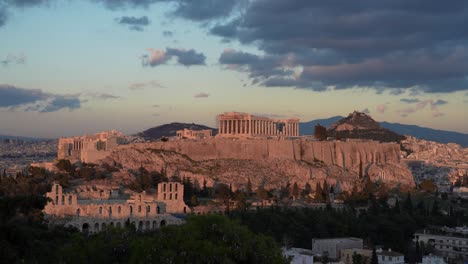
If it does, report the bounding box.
[137,122,216,140]
[298,116,343,135]
[380,122,468,147]
[300,114,468,147]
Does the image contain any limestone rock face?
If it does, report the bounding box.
[100,139,414,191]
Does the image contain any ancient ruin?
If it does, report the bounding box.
[43,182,189,233]
[176,128,212,139]
[217,112,300,137]
[57,130,125,163]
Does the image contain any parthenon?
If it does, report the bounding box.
[217,112,300,137]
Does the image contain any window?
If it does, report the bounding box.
[138,206,141,213]
[55,196,58,205]
[175,193,178,200]
[164,193,166,200]
[163,184,166,192]
[76,208,80,216]
[99,207,102,214]
[118,206,121,214]
[157,206,160,214]
[62,195,65,205]
[170,184,172,192]
[96,141,106,151]
[147,206,150,213]
[169,193,172,200]
[175,184,178,192]
[68,196,72,205]
[55,185,59,194]
[130,206,133,216]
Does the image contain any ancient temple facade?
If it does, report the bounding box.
[44,182,189,233]
[217,112,300,137]
[57,130,125,163]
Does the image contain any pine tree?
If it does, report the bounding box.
[315,182,324,202]
[302,182,312,197]
[403,191,413,214]
[246,178,253,195]
[431,200,440,216]
[371,247,378,264]
[314,124,328,141]
[323,181,330,202]
[291,182,299,199]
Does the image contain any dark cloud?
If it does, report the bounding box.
[117,15,149,25]
[166,48,206,66]
[0,84,48,107]
[433,99,448,106]
[142,47,206,67]
[0,8,7,27]
[193,92,209,98]
[85,92,120,100]
[170,0,238,21]
[400,98,421,104]
[4,0,49,7]
[213,0,468,93]
[0,84,84,112]
[163,30,173,37]
[116,16,150,31]
[93,0,157,10]
[40,95,81,112]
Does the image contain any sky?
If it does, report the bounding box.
[0,0,467,138]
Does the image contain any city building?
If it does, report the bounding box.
[414,227,468,262]
[217,112,299,137]
[312,237,363,259]
[43,182,189,233]
[57,130,126,163]
[341,248,372,264]
[176,128,212,139]
[283,247,314,264]
[422,255,447,264]
[376,248,404,264]
[453,187,468,199]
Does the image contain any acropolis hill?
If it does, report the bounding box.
[57,112,416,192]
[100,138,414,192]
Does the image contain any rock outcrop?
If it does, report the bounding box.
[327,111,405,143]
[100,138,414,191]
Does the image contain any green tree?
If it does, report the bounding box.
[403,192,413,214]
[291,182,299,199]
[246,178,253,195]
[302,182,312,198]
[371,247,378,264]
[315,182,324,202]
[314,124,327,141]
[420,180,436,192]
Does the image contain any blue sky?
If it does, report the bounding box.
[0,0,467,137]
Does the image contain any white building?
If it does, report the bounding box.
[312,237,363,259]
[376,248,404,264]
[283,247,314,264]
[414,227,468,262]
[422,255,447,264]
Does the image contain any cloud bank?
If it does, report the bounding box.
[142,47,206,67]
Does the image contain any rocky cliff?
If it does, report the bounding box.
[100,138,414,191]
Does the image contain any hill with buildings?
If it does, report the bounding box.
[137,122,216,140]
[325,111,406,143]
[299,114,468,147]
